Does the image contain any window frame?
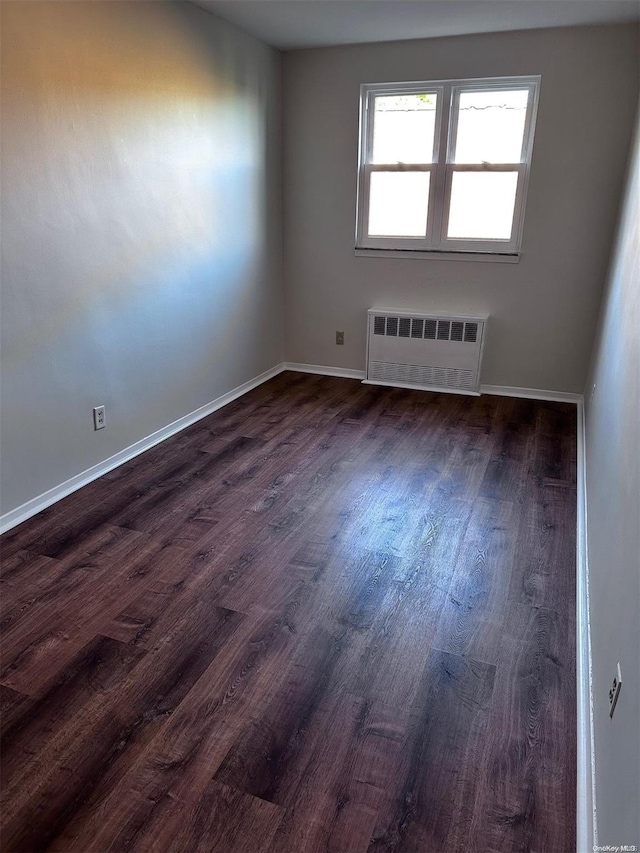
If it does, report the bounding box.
[355,75,541,256]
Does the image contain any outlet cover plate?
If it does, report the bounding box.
[609,662,622,718]
[93,405,106,430]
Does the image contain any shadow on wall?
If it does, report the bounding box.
[0,0,281,514]
[2,0,263,342]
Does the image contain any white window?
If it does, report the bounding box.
[356,76,540,256]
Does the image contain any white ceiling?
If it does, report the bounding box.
[192,0,640,50]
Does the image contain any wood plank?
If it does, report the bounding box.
[0,489,153,561]
[355,500,473,708]
[368,649,496,853]
[508,478,576,617]
[0,537,185,695]
[51,597,308,852]
[214,625,347,803]
[468,603,576,852]
[0,549,59,585]
[0,526,146,631]
[3,601,244,853]
[0,685,31,738]
[1,635,149,851]
[266,696,410,853]
[140,779,284,853]
[433,497,518,664]
[0,374,577,851]
[478,408,536,504]
[529,402,577,483]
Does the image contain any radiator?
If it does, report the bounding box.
[365,309,488,395]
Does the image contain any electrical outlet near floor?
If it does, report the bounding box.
[336,331,344,345]
[609,662,622,718]
[93,405,106,430]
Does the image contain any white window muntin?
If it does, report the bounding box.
[356,76,541,255]
[357,83,445,250]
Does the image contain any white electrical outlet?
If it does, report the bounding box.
[93,405,106,430]
[609,662,622,718]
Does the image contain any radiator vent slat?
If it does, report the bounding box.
[367,310,487,395]
[464,322,478,343]
[374,316,386,335]
[437,320,450,340]
[373,315,482,344]
[370,362,476,390]
[398,318,411,338]
[424,319,437,339]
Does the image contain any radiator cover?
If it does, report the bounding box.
[365,309,488,395]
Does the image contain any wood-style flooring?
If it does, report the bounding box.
[0,372,577,853]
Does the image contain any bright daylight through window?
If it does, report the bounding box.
[356,77,540,255]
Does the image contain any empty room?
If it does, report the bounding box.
[0,1,638,851]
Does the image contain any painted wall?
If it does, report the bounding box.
[0,1,283,516]
[585,105,639,849]
[282,25,639,392]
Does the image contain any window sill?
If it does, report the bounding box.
[354,248,520,264]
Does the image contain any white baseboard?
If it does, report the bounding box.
[576,397,598,852]
[0,363,286,535]
[283,362,365,380]
[362,379,480,396]
[480,384,582,404]
[283,364,581,405]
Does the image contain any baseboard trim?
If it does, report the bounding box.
[283,365,581,404]
[0,362,286,535]
[283,362,366,380]
[480,384,582,404]
[362,379,480,397]
[576,397,598,852]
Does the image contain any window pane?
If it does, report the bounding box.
[368,171,430,237]
[447,171,518,240]
[372,94,437,164]
[454,89,529,164]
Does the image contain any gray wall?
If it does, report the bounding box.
[0,1,283,516]
[585,106,639,848]
[282,25,638,392]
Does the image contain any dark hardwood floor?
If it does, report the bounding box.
[0,371,577,853]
